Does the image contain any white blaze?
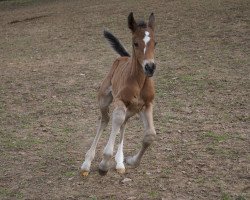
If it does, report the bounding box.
[143,31,150,54]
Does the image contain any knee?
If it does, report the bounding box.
[112,107,126,125]
[101,114,110,124]
[143,130,156,147]
[103,146,113,158]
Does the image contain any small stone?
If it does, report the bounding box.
[128,197,136,200]
[42,128,48,132]
[121,177,132,183]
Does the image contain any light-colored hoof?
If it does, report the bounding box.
[81,171,89,177]
[125,156,135,165]
[126,156,139,167]
[116,168,126,174]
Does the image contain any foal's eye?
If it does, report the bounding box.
[133,42,139,47]
[154,42,157,47]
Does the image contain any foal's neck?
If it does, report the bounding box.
[131,52,147,89]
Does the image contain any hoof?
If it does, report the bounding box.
[98,168,108,176]
[125,156,134,165]
[126,156,139,167]
[81,170,89,177]
[116,168,126,174]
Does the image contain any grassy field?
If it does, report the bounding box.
[0,0,249,199]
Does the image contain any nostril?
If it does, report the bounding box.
[145,64,150,71]
[152,63,156,69]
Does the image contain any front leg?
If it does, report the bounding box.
[99,100,127,175]
[115,120,127,174]
[126,103,156,166]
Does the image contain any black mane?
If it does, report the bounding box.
[137,20,147,28]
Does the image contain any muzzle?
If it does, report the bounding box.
[144,62,156,77]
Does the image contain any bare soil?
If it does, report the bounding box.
[0,0,249,199]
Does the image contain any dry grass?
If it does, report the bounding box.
[0,0,249,199]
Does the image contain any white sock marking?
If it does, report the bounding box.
[143,31,150,54]
[115,140,124,169]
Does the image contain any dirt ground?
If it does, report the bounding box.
[0,0,249,199]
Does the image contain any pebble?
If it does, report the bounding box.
[121,177,132,183]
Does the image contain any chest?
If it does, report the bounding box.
[113,80,155,113]
[110,65,155,111]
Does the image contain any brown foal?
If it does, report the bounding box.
[81,12,157,176]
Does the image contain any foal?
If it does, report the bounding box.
[81,12,157,176]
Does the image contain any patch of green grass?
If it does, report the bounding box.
[164,167,172,175]
[64,171,76,177]
[235,196,247,200]
[170,99,185,108]
[221,193,232,200]
[148,190,158,198]
[89,196,97,200]
[180,74,195,82]
[206,146,239,158]
[211,175,220,183]
[0,188,10,197]
[43,99,80,115]
[87,90,97,100]
[195,176,206,184]
[1,133,42,150]
[63,126,75,134]
[201,131,247,144]
[1,110,38,132]
[156,88,167,98]
[50,123,77,138]
[163,112,175,122]
[201,131,230,143]
[0,187,23,199]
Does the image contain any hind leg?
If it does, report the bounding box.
[80,86,113,176]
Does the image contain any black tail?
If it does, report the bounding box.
[103,30,130,57]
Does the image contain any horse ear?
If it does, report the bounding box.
[148,13,155,30]
[128,12,137,32]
